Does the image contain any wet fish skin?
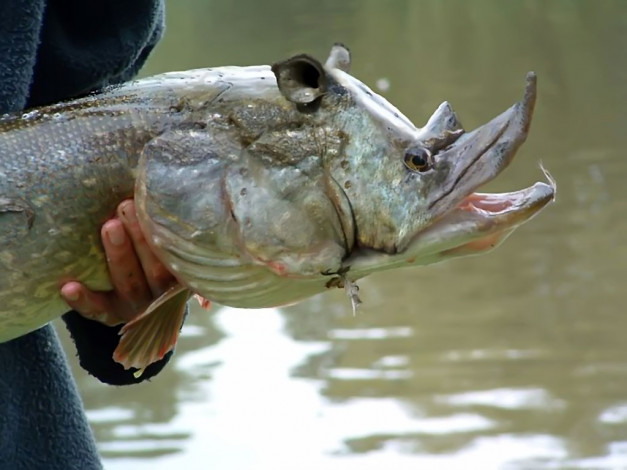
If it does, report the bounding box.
[0,96,162,338]
[0,45,554,361]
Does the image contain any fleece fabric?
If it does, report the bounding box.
[0,1,170,469]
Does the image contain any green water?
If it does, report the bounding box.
[57,1,627,468]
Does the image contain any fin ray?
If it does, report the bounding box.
[113,284,192,370]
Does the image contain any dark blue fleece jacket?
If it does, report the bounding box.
[0,1,169,469]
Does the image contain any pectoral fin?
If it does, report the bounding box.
[113,284,192,371]
[194,294,212,310]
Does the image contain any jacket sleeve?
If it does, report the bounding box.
[28,0,172,385]
[62,312,174,385]
[27,0,165,108]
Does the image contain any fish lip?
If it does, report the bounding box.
[426,72,538,218]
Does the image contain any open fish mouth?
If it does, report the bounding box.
[408,72,556,261]
[414,174,556,259]
[345,72,556,275]
[404,72,555,260]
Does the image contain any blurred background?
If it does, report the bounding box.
[56,1,627,469]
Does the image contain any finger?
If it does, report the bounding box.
[60,281,121,326]
[101,218,153,316]
[117,200,175,296]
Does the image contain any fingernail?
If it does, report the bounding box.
[107,223,125,246]
[62,286,80,302]
[65,291,79,302]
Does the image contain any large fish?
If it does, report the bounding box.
[0,45,554,372]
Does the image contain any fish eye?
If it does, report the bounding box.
[404,146,432,172]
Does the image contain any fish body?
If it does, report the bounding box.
[0,45,554,368]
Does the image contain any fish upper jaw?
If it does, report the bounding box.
[424,72,538,221]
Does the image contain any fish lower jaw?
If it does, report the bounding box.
[430,164,556,257]
[343,180,554,278]
[415,181,555,257]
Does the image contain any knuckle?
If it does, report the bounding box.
[150,265,175,287]
[117,279,146,300]
[105,248,137,271]
[105,250,126,267]
[129,225,146,243]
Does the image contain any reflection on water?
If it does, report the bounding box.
[56,0,627,468]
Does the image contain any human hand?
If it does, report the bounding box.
[60,200,177,325]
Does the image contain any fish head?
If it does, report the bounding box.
[134,45,554,307]
[272,45,555,275]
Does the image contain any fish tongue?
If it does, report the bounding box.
[113,284,192,373]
